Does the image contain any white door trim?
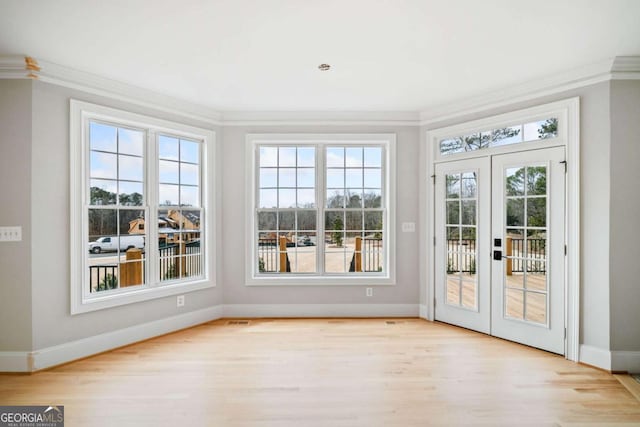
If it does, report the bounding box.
[423,97,580,361]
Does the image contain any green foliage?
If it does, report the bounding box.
[258,257,266,272]
[538,118,558,139]
[332,217,344,247]
[97,273,118,291]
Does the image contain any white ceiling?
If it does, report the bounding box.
[1,0,639,112]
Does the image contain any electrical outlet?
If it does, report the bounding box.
[177,295,185,307]
[0,226,22,242]
[366,287,373,297]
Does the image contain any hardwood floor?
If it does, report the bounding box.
[1,318,639,426]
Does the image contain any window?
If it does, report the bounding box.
[439,117,558,156]
[247,134,395,285]
[70,100,215,314]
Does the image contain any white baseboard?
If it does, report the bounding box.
[0,305,223,373]
[222,303,419,318]
[579,344,612,371]
[611,351,640,373]
[419,304,429,320]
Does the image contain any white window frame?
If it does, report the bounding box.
[245,134,396,286]
[70,100,216,314]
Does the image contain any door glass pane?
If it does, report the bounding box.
[444,171,478,310]
[504,165,549,325]
[505,288,524,320]
[525,292,547,324]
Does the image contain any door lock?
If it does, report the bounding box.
[493,250,503,261]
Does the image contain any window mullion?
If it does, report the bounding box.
[317,143,325,275]
[147,130,158,287]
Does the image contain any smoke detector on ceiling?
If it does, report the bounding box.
[318,63,331,71]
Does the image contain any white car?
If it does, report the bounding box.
[89,235,145,254]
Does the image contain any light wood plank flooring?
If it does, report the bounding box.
[1,318,639,426]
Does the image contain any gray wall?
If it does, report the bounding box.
[30,81,222,350]
[609,80,640,352]
[423,82,613,352]
[221,126,420,305]
[0,80,33,352]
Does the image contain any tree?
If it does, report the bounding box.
[332,217,344,247]
[538,118,558,139]
[440,127,521,155]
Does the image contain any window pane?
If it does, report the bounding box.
[440,138,463,156]
[525,292,547,324]
[180,140,199,164]
[90,122,117,152]
[159,184,179,206]
[325,211,344,232]
[346,190,363,208]
[527,198,546,227]
[90,179,117,205]
[278,211,295,231]
[447,201,460,225]
[345,169,362,187]
[180,185,199,207]
[446,174,460,198]
[364,211,383,230]
[326,147,344,167]
[326,190,344,208]
[364,190,382,208]
[364,147,382,167]
[297,211,317,231]
[506,168,525,196]
[258,211,277,230]
[297,168,315,188]
[278,168,296,187]
[159,160,179,184]
[526,166,546,196]
[159,135,179,160]
[90,151,117,180]
[297,189,315,208]
[364,169,381,188]
[181,163,199,186]
[507,198,525,227]
[259,147,278,167]
[259,189,277,208]
[297,147,315,167]
[326,169,344,188]
[279,147,296,167]
[491,126,522,147]
[118,128,144,156]
[345,147,363,167]
[461,200,476,225]
[461,172,477,198]
[278,189,296,208]
[119,181,143,206]
[88,209,118,248]
[346,211,363,230]
[260,168,277,188]
[119,155,143,182]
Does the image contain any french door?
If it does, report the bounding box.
[434,146,566,354]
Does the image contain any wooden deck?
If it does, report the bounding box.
[447,272,547,323]
[1,319,639,426]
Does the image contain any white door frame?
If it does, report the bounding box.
[422,97,580,361]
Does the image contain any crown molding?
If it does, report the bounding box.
[2,55,638,128]
[221,110,421,126]
[0,55,31,79]
[0,55,222,126]
[419,56,640,126]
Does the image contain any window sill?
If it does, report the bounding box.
[71,279,215,315]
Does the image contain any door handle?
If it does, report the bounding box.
[493,250,514,260]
